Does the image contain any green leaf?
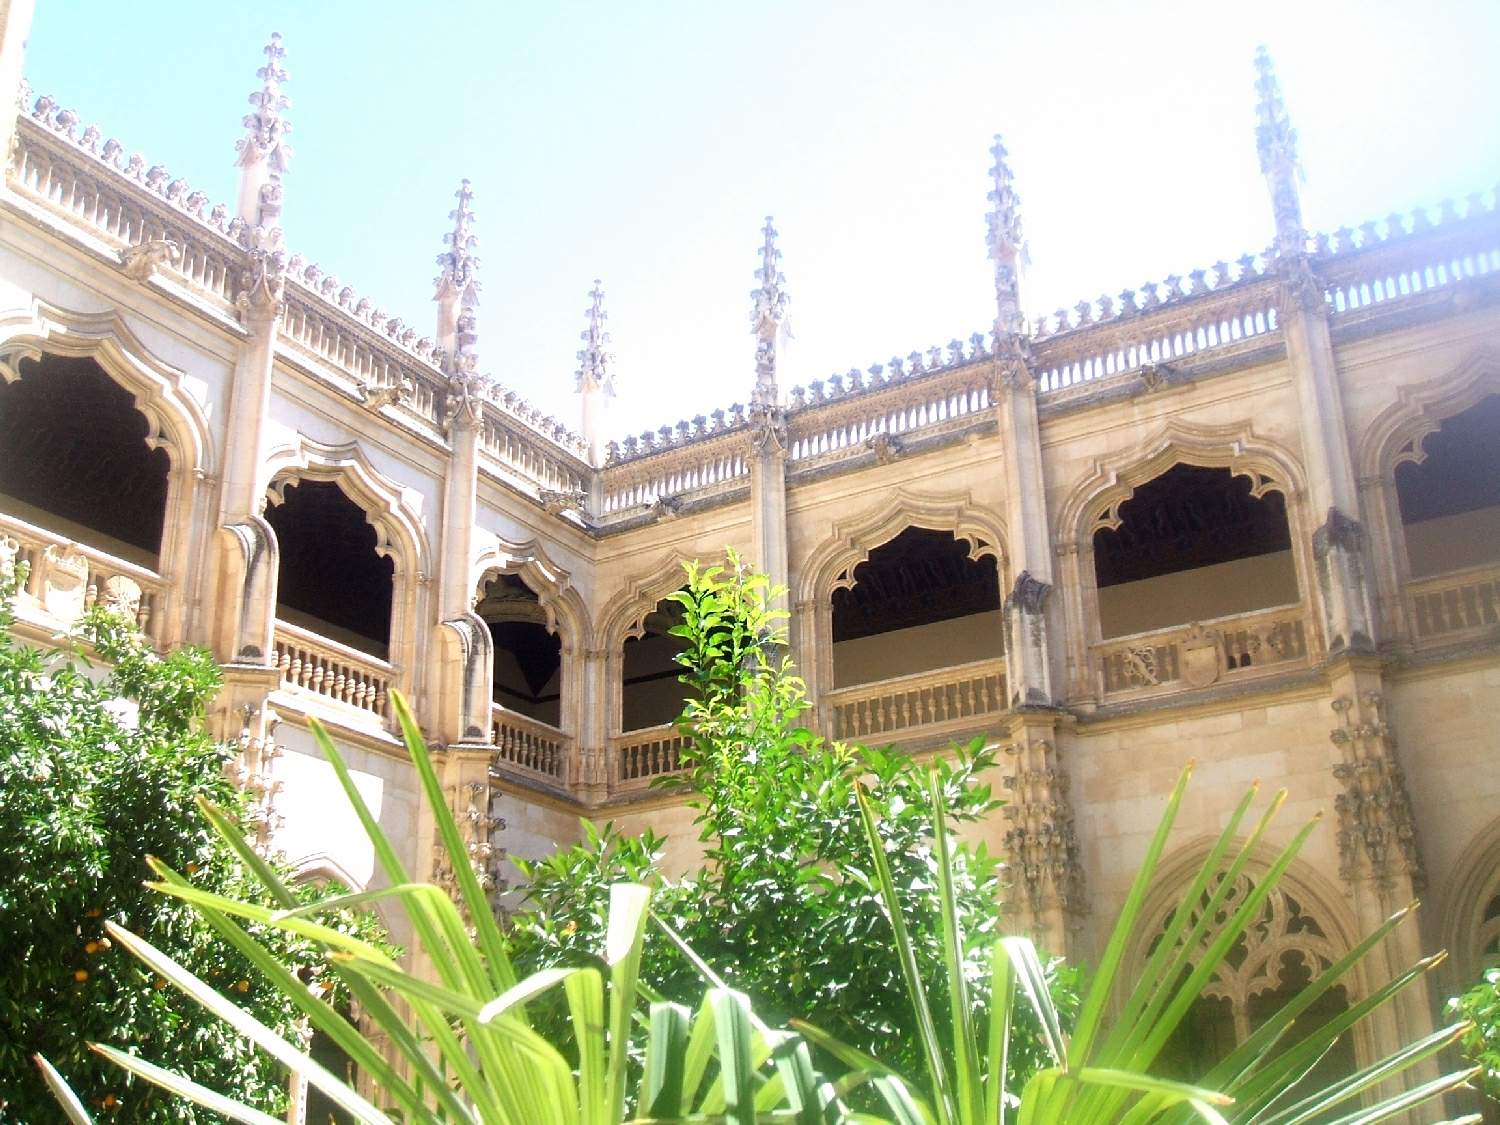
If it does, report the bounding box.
[87,1046,284,1125]
[33,1055,96,1125]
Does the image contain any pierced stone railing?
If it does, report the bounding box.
[1407,563,1500,643]
[598,430,749,516]
[272,620,391,718]
[1319,194,1500,319]
[824,657,1008,743]
[480,408,592,499]
[611,723,689,792]
[1032,275,1282,395]
[0,511,162,638]
[491,704,570,783]
[9,115,241,308]
[1094,605,1311,699]
[788,359,994,468]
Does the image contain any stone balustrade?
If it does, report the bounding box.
[1320,192,1500,320]
[478,409,591,500]
[787,359,994,469]
[824,657,1008,744]
[1407,563,1500,643]
[1094,605,1311,700]
[0,511,161,637]
[598,431,749,516]
[491,705,570,783]
[611,723,689,792]
[272,620,391,718]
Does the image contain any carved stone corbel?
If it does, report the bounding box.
[119,238,182,282]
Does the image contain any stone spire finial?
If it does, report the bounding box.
[576,280,614,395]
[1254,46,1304,258]
[750,216,789,408]
[434,179,481,373]
[235,32,291,229]
[987,134,1025,336]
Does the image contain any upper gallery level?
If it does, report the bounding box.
[1,36,1498,806]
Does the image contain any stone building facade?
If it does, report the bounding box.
[2,9,1498,1087]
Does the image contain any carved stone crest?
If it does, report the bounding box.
[42,545,89,622]
[1180,623,1222,689]
[101,574,143,623]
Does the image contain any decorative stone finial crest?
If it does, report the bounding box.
[576,280,614,395]
[235,33,291,229]
[434,180,481,376]
[986,134,1026,336]
[1254,47,1304,258]
[750,216,789,408]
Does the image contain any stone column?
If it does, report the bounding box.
[574,646,611,804]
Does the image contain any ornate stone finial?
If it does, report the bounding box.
[1254,46,1304,258]
[576,280,614,395]
[235,33,292,229]
[750,216,789,408]
[986,134,1026,336]
[434,180,481,375]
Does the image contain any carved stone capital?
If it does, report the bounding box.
[749,403,787,454]
[1312,506,1363,561]
[235,225,287,325]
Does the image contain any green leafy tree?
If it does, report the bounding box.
[1452,966,1500,1106]
[0,572,385,1121]
[508,553,1079,1085]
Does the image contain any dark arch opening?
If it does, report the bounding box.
[1395,395,1500,577]
[478,572,562,727]
[830,526,1002,688]
[264,479,393,656]
[1092,464,1296,638]
[620,595,688,732]
[0,353,169,562]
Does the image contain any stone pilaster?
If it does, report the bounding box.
[999,711,1085,956]
[433,384,489,745]
[428,745,507,909]
[1325,657,1435,1073]
[749,405,790,608]
[573,647,612,804]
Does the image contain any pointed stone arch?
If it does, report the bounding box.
[473,535,590,644]
[1057,419,1305,543]
[263,437,430,582]
[0,302,218,647]
[1439,816,1500,990]
[797,487,1007,607]
[1357,346,1500,482]
[262,437,432,707]
[597,547,697,650]
[0,301,215,475]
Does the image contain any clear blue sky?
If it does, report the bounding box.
[22,1,1500,440]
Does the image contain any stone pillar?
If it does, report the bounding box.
[994,346,1057,707]
[1280,263,1376,653]
[999,711,1085,956]
[1325,658,1436,1074]
[432,386,491,747]
[211,232,285,667]
[574,646,611,804]
[749,406,790,611]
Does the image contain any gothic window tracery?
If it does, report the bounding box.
[1393,394,1500,578]
[477,572,562,727]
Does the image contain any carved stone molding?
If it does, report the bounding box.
[1004,569,1052,616]
[1001,735,1087,930]
[1329,692,1423,891]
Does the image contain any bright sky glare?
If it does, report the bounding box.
[22,1,1500,441]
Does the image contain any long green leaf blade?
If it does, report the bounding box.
[88,1045,284,1125]
[33,1055,95,1125]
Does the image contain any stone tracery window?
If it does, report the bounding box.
[1152,874,1354,1089]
